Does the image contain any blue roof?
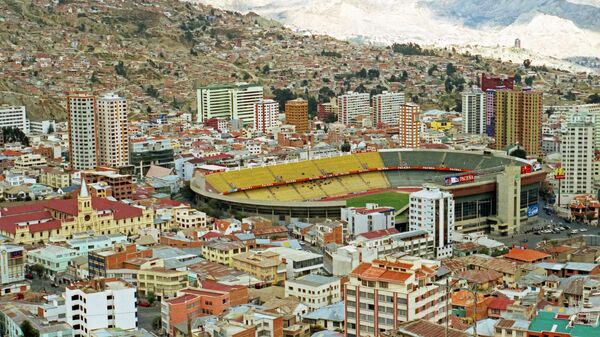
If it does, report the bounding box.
[565,262,598,272]
[304,301,344,322]
[465,319,497,337]
[234,233,256,241]
[311,331,344,337]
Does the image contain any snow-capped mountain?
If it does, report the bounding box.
[190,0,600,70]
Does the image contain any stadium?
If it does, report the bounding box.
[191,149,547,235]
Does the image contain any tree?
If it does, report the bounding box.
[341,141,351,152]
[2,127,29,146]
[115,61,127,77]
[509,147,527,159]
[152,316,162,331]
[21,320,39,337]
[367,68,380,79]
[564,91,576,100]
[446,63,457,76]
[400,70,408,82]
[586,93,600,104]
[147,291,156,305]
[325,113,337,123]
[514,73,522,84]
[262,64,270,74]
[137,21,147,35]
[523,59,532,68]
[90,72,100,84]
[356,68,367,78]
[354,83,367,93]
[427,65,438,76]
[29,264,45,278]
[307,96,318,117]
[524,76,534,86]
[391,42,435,56]
[272,88,296,111]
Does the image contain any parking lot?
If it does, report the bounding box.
[491,201,600,248]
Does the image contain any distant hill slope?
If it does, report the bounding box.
[194,0,600,60]
[0,0,589,122]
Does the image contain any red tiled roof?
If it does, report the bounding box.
[165,293,198,304]
[202,232,222,240]
[487,297,514,310]
[0,197,144,234]
[351,262,411,283]
[199,279,244,292]
[503,248,551,262]
[253,226,287,235]
[358,228,400,240]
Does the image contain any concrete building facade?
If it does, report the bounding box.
[254,99,279,133]
[409,186,454,259]
[399,103,420,148]
[345,256,448,337]
[285,98,309,133]
[65,278,137,335]
[560,112,594,206]
[97,94,129,168]
[337,92,370,125]
[0,105,29,133]
[372,91,405,127]
[197,83,264,126]
[462,87,486,135]
[68,92,97,170]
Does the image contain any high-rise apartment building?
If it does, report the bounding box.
[254,99,279,133]
[337,92,370,125]
[285,98,309,133]
[487,89,542,155]
[462,87,486,134]
[68,92,98,170]
[97,94,129,167]
[0,105,29,133]
[409,186,454,259]
[372,91,405,126]
[196,83,263,126]
[399,103,420,148]
[560,112,594,206]
[345,256,448,337]
[65,278,137,334]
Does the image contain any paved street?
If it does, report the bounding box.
[29,276,65,295]
[490,201,600,248]
[138,304,162,335]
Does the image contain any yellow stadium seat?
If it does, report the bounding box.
[314,155,362,175]
[268,161,321,181]
[205,174,233,193]
[355,152,385,169]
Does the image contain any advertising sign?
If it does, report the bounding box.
[554,167,566,180]
[444,174,475,186]
[527,204,539,217]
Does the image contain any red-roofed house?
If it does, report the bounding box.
[345,256,447,336]
[161,283,249,336]
[503,247,551,264]
[0,185,155,244]
[487,297,515,318]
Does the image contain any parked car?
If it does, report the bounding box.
[138,299,151,307]
[24,273,33,280]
